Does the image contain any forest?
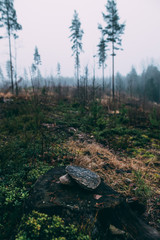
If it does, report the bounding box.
[0,0,160,240]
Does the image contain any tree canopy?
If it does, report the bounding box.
[69,10,84,91]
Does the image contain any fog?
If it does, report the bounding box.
[0,0,160,78]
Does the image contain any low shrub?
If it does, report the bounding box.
[16,211,90,240]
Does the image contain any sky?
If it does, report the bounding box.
[0,0,160,79]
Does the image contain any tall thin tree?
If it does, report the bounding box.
[57,62,61,98]
[84,65,88,102]
[98,35,107,92]
[57,62,61,81]
[0,3,3,39]
[100,0,125,100]
[31,46,41,88]
[32,46,41,77]
[33,46,41,66]
[69,10,84,95]
[0,0,22,93]
[13,33,18,91]
[0,66,4,82]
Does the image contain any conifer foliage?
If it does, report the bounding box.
[98,35,107,91]
[31,46,41,87]
[33,46,41,66]
[69,10,84,94]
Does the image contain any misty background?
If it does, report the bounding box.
[0,0,160,79]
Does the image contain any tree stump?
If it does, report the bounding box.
[26,167,160,240]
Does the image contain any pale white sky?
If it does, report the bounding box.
[0,0,160,78]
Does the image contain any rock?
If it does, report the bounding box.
[65,165,101,190]
[108,225,131,240]
[59,173,73,185]
[109,224,126,235]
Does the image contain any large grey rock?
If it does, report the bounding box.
[66,165,101,190]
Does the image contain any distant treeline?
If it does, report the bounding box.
[115,64,160,103]
[0,64,160,104]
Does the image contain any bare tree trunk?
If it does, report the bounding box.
[102,62,105,92]
[7,10,14,94]
[92,55,96,101]
[92,76,95,101]
[14,36,18,96]
[9,35,14,94]
[76,45,80,98]
[77,65,79,95]
[85,66,88,103]
[83,66,88,105]
[112,41,115,100]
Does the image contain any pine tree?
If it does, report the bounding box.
[98,35,107,92]
[0,3,3,39]
[69,10,84,94]
[100,0,125,100]
[126,67,138,98]
[57,62,61,80]
[0,1,4,39]
[32,46,41,75]
[0,0,22,93]
[56,62,61,98]
[31,46,41,88]
[0,66,4,82]
[13,33,18,88]
[84,65,88,102]
[33,46,41,66]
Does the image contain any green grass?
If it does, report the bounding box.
[132,170,152,203]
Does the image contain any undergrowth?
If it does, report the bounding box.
[0,95,160,239]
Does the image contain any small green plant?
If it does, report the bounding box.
[0,180,29,239]
[0,161,52,239]
[117,105,129,124]
[26,162,52,182]
[149,108,160,128]
[133,170,151,202]
[16,211,90,240]
[1,185,28,207]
